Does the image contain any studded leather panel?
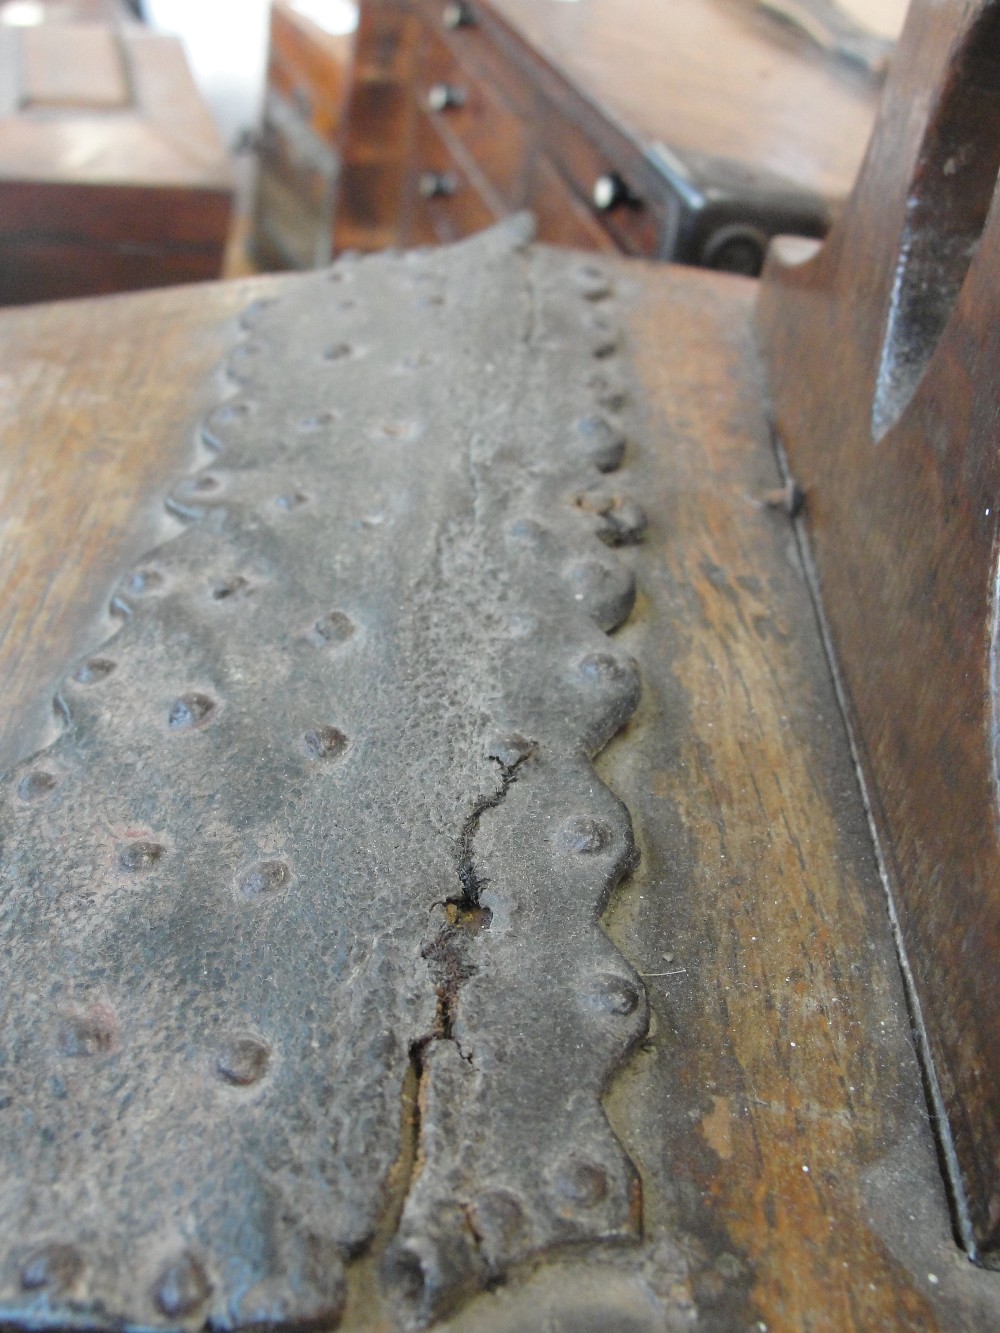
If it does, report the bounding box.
[0,220,648,1329]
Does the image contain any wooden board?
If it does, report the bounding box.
[0,244,996,1326]
[19,23,129,107]
[334,0,422,253]
[757,0,1000,1258]
[251,0,353,270]
[268,0,355,141]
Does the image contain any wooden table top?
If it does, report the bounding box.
[0,23,233,190]
[487,0,904,201]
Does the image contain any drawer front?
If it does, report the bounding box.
[526,153,617,254]
[430,0,535,121]
[406,109,500,245]
[538,101,665,258]
[413,0,667,257]
[416,26,528,206]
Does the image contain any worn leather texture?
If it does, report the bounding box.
[0,221,650,1329]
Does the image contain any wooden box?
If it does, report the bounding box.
[0,20,234,304]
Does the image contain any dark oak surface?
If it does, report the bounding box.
[758,0,1000,1258]
[0,251,996,1326]
[333,0,422,253]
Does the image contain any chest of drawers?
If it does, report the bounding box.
[335,0,888,273]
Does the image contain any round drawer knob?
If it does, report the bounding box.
[428,83,466,112]
[700,225,768,277]
[592,173,630,212]
[443,2,474,28]
[419,171,459,199]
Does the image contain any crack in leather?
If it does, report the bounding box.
[0,220,649,1330]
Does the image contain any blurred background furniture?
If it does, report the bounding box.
[332,0,903,273]
[141,0,272,146]
[0,10,234,303]
[0,0,906,301]
[251,0,356,269]
[0,0,135,21]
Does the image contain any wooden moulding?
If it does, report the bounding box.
[757,0,1000,1258]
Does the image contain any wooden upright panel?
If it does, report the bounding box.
[334,0,421,253]
[757,0,1000,1256]
[251,0,353,270]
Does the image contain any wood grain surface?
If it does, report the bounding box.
[0,276,272,773]
[475,0,889,201]
[597,257,993,1333]
[268,0,354,142]
[0,248,996,1325]
[757,0,1000,1257]
[335,1,421,252]
[251,0,352,270]
[0,24,233,302]
[0,27,231,186]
